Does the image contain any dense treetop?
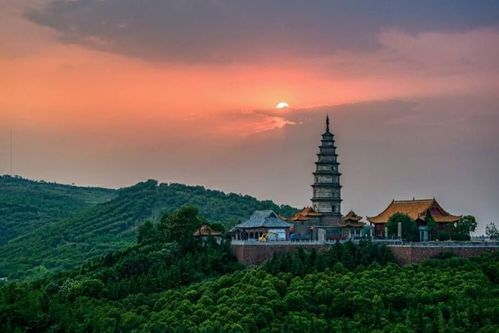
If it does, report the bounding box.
[149,255,498,333]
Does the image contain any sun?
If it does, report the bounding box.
[276,101,289,109]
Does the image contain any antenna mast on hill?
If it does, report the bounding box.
[9,128,13,176]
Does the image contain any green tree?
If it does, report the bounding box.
[455,215,477,241]
[436,223,455,241]
[424,211,437,240]
[59,278,106,301]
[387,213,419,241]
[485,222,498,240]
[158,206,202,250]
[137,220,157,244]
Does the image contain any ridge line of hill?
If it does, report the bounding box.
[0,177,297,280]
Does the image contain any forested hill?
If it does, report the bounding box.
[0,179,296,280]
[0,206,497,332]
[0,176,116,245]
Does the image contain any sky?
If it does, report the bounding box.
[1,1,499,233]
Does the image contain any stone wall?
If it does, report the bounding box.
[231,243,328,265]
[388,245,498,265]
[231,242,498,266]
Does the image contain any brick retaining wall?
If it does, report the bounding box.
[389,245,498,264]
[231,242,498,265]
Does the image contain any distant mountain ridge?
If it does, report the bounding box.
[0,177,296,280]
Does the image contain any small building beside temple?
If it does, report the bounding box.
[338,211,367,239]
[367,198,461,240]
[193,225,223,244]
[231,210,292,241]
[287,207,367,241]
[288,207,322,240]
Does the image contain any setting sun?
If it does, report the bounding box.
[276,101,289,109]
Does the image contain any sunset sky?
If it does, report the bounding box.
[1,1,499,232]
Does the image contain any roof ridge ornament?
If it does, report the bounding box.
[326,114,330,132]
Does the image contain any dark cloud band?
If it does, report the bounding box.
[27,0,499,63]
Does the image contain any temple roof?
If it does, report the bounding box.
[367,198,461,224]
[289,207,322,222]
[343,210,362,220]
[339,210,365,227]
[235,210,292,229]
[193,225,222,237]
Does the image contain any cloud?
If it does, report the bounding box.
[0,1,55,59]
[26,0,499,63]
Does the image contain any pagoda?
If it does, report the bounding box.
[311,115,342,221]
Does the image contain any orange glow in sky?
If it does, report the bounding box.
[2,2,497,138]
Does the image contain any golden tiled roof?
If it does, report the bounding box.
[289,207,322,222]
[367,198,460,224]
[193,225,222,236]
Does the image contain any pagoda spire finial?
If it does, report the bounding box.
[326,114,330,132]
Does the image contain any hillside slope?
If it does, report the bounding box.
[1,216,497,333]
[0,179,296,280]
[0,176,116,245]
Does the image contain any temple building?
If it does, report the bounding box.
[230,116,463,244]
[231,116,367,242]
[231,210,292,241]
[367,198,461,240]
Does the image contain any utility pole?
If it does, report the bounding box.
[9,128,13,176]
